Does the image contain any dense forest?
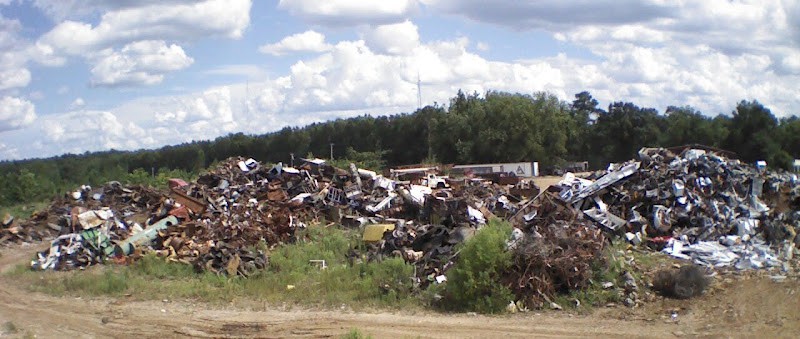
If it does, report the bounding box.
[2,90,799,207]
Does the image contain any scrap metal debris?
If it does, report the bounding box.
[10,157,539,282]
[554,147,799,270]
[5,145,800,308]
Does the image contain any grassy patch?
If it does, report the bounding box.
[5,222,677,314]
[0,201,49,222]
[8,224,418,310]
[341,328,373,339]
[551,240,676,312]
[2,321,18,334]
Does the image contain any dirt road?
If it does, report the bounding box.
[1,243,798,338]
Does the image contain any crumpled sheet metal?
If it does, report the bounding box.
[555,146,800,271]
[662,237,781,270]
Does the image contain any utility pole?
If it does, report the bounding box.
[417,72,422,109]
[329,143,334,160]
[244,81,250,116]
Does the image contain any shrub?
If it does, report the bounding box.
[441,219,514,313]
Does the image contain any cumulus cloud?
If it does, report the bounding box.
[0,68,31,91]
[259,30,332,56]
[204,64,268,80]
[250,35,564,114]
[0,15,32,90]
[414,0,799,114]
[278,0,419,26]
[429,0,797,74]
[70,97,85,108]
[0,142,18,160]
[38,0,251,55]
[31,0,201,21]
[1,1,798,161]
[251,23,799,118]
[0,96,37,132]
[32,0,249,86]
[426,0,669,29]
[363,20,419,55]
[152,87,237,134]
[39,110,145,153]
[90,40,193,87]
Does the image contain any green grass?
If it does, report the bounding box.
[8,224,418,310]
[5,222,676,314]
[341,328,373,339]
[551,240,675,312]
[2,321,18,334]
[0,201,49,222]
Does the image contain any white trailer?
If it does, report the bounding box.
[452,162,539,177]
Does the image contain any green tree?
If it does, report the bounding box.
[724,100,788,167]
[591,102,664,164]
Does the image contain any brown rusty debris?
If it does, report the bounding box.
[5,146,800,305]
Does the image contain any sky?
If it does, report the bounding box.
[0,0,798,161]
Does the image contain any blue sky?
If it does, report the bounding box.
[0,0,798,160]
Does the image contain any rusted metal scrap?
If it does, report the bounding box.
[505,192,606,307]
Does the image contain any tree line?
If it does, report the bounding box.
[1,89,798,207]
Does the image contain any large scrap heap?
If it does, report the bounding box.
[2,145,798,305]
[7,157,539,280]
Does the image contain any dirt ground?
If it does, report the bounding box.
[531,175,567,190]
[1,243,799,338]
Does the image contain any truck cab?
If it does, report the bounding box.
[422,173,450,189]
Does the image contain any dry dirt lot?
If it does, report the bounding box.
[1,242,799,338]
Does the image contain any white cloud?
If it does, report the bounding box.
[0,96,37,132]
[39,110,145,153]
[30,0,249,87]
[90,40,193,87]
[278,0,419,25]
[38,0,252,55]
[260,30,332,56]
[204,64,268,80]
[426,0,669,29]
[0,14,32,90]
[0,68,31,91]
[0,142,18,160]
[1,2,799,161]
[70,97,85,108]
[152,87,237,133]
[429,0,797,75]
[415,0,799,115]
[31,1,199,21]
[363,21,419,55]
[781,50,800,74]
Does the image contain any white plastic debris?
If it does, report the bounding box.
[467,205,486,224]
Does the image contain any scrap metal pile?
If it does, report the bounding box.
[555,146,800,270]
[505,192,607,307]
[11,157,544,281]
[6,145,798,306]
